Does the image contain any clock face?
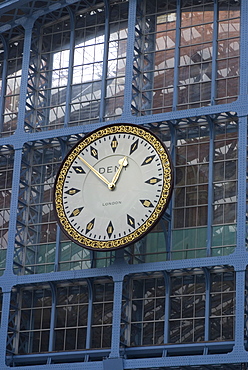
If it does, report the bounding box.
[54,124,173,251]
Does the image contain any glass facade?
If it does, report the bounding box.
[0,0,247,369]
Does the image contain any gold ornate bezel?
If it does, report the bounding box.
[54,124,173,251]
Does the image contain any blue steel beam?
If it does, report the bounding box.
[120,273,130,346]
[1,257,246,285]
[48,282,56,353]
[53,137,67,272]
[0,105,242,152]
[210,0,218,104]
[131,0,156,115]
[233,270,246,354]
[234,0,248,352]
[172,0,181,109]
[233,117,247,351]
[123,0,136,117]
[163,272,170,345]
[86,278,93,350]
[166,122,175,258]
[25,24,50,132]
[206,116,214,257]
[64,7,75,127]
[15,18,34,135]
[236,100,248,249]
[0,35,8,133]
[203,267,210,343]
[0,0,30,12]
[99,0,110,122]
[109,279,123,358]
[0,261,246,368]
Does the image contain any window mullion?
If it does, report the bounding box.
[206,116,214,256]
[210,0,219,104]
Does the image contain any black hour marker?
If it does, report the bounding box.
[90,146,98,159]
[69,207,84,217]
[111,136,118,152]
[141,155,155,166]
[140,199,154,208]
[145,177,162,185]
[129,139,139,155]
[73,166,86,174]
[127,214,135,229]
[107,221,114,238]
[65,188,80,195]
[86,218,95,234]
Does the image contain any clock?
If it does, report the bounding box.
[54,123,173,251]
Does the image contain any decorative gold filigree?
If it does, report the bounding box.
[54,124,173,250]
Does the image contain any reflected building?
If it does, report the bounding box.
[0,0,246,369]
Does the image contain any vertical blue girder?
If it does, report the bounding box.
[210,0,218,105]
[64,7,76,127]
[86,278,93,350]
[206,116,214,257]
[123,0,137,117]
[163,272,170,344]
[48,283,56,353]
[109,279,123,358]
[15,19,35,134]
[0,35,8,133]
[172,0,181,110]
[204,267,210,342]
[99,0,110,122]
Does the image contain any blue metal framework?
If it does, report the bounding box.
[0,0,247,369]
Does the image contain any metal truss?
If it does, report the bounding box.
[24,23,50,132]
[131,0,156,115]
[14,139,62,274]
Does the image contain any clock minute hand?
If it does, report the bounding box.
[109,156,128,189]
[78,155,110,187]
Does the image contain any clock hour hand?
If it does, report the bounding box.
[109,156,128,190]
[78,155,110,187]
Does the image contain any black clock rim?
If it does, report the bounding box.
[53,122,174,251]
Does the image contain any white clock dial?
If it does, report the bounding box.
[54,124,173,250]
